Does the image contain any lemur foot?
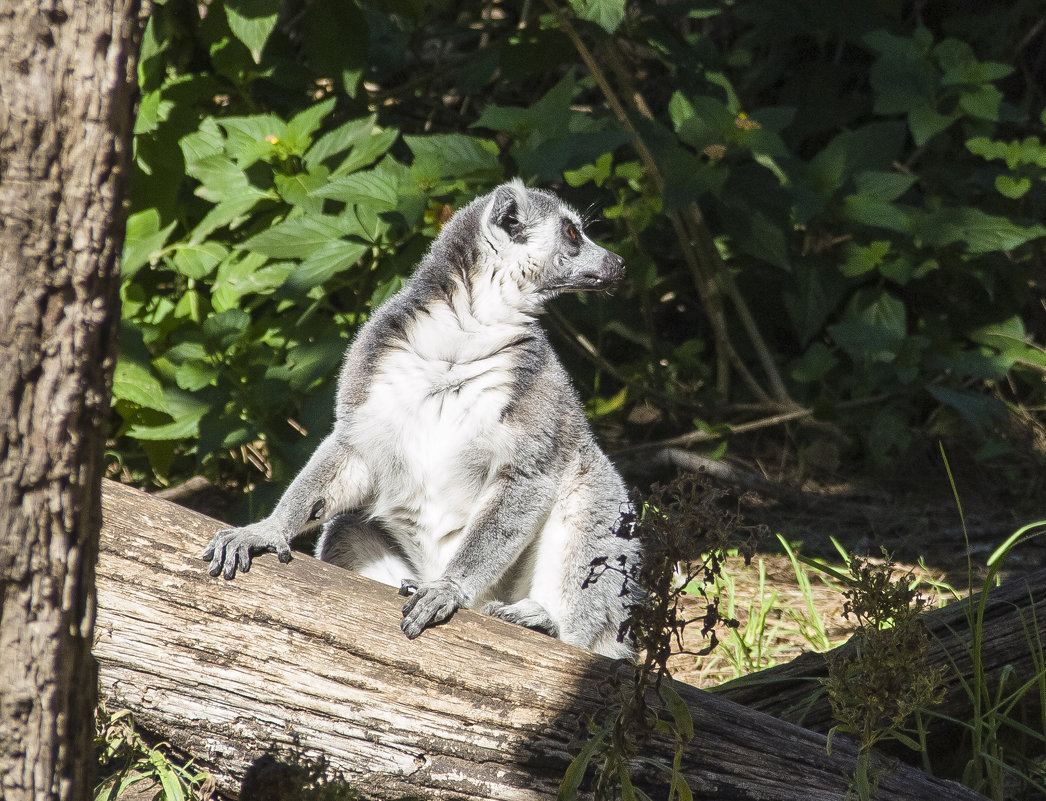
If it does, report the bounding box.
[400,578,470,639]
[483,599,559,638]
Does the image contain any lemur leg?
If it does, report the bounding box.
[399,463,557,640]
[203,428,371,579]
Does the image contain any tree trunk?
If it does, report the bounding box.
[94,479,988,801]
[0,4,140,800]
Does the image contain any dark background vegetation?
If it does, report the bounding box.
[114,0,1045,532]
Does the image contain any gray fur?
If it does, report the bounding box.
[203,180,638,659]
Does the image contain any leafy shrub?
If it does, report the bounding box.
[117,0,1046,507]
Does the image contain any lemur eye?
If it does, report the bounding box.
[565,223,580,243]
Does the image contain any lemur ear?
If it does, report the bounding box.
[488,182,528,242]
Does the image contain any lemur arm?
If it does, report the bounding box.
[400,460,558,638]
[203,427,372,579]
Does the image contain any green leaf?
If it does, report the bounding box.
[908,103,956,145]
[217,115,286,166]
[331,127,401,177]
[866,30,938,116]
[404,134,499,186]
[842,194,910,233]
[659,680,695,740]
[971,317,1046,370]
[189,194,271,244]
[806,122,907,197]
[369,274,407,309]
[284,240,369,292]
[202,308,251,349]
[935,38,1012,86]
[569,0,626,33]
[670,93,734,152]
[926,385,1008,431]
[958,83,1004,121]
[224,0,280,63]
[791,342,839,383]
[274,167,329,210]
[853,171,916,202]
[966,136,1008,161]
[184,152,255,203]
[865,291,907,340]
[587,386,628,418]
[178,118,224,166]
[916,207,1046,253]
[564,153,614,187]
[128,407,207,441]
[995,174,1031,199]
[122,209,176,279]
[285,98,337,154]
[619,762,637,801]
[730,209,790,270]
[212,254,296,309]
[244,214,354,259]
[313,168,400,209]
[828,290,907,361]
[840,240,890,277]
[306,114,380,167]
[166,341,209,363]
[175,360,219,391]
[1007,137,1046,169]
[473,71,578,140]
[134,88,173,136]
[112,360,171,413]
[172,242,228,279]
[558,731,604,800]
[150,748,187,801]
[265,338,345,392]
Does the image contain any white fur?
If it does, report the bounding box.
[346,255,532,589]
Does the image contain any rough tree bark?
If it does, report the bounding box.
[0,3,141,800]
[94,480,988,801]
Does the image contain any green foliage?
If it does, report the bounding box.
[938,450,1046,801]
[560,478,765,799]
[822,553,946,800]
[95,705,210,801]
[118,0,1046,499]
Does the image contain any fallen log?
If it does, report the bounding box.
[94,479,986,800]
[716,563,1046,741]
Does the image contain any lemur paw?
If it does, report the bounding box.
[202,524,292,580]
[400,579,470,639]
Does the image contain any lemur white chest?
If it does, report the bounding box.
[350,303,521,540]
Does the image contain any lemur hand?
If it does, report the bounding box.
[203,523,292,580]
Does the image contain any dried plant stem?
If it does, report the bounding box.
[545,0,797,407]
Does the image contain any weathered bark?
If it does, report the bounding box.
[716,565,1046,739]
[94,479,987,801]
[0,3,140,800]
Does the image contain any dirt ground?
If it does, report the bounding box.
[654,433,1046,688]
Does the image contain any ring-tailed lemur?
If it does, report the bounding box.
[203,179,639,659]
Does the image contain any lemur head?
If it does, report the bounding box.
[476,180,625,309]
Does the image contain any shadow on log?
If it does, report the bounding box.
[94,479,987,800]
